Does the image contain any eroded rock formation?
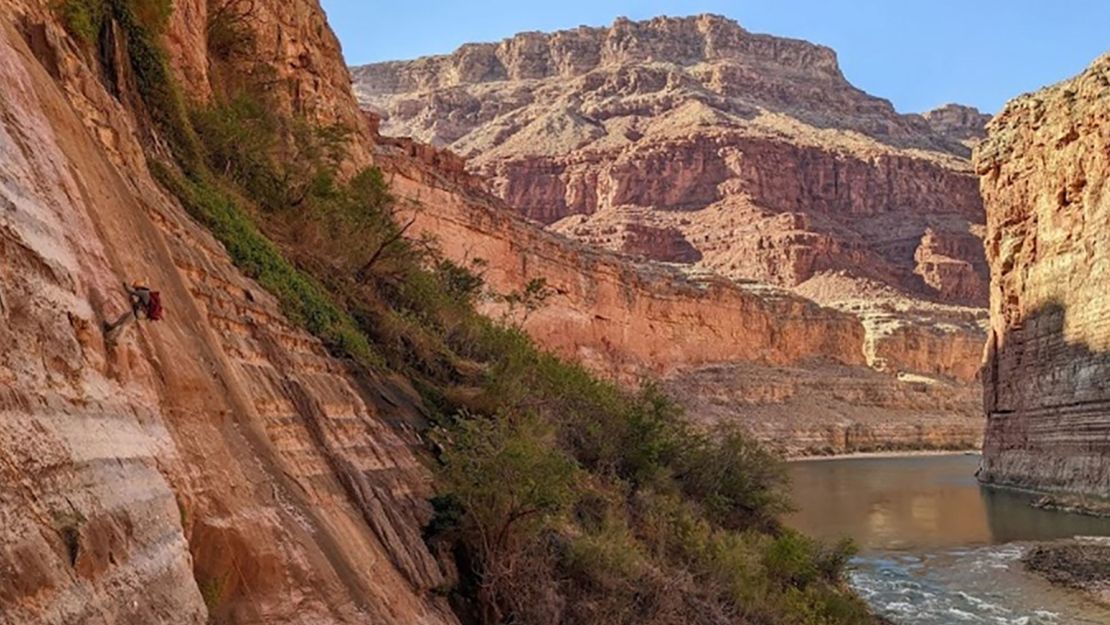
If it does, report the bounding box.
[374,116,986,456]
[0,3,453,624]
[976,53,1110,495]
[353,15,988,305]
[356,15,989,454]
[922,103,992,148]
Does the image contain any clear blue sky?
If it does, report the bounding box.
[320,1,1110,114]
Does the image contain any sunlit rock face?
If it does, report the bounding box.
[353,14,988,304]
[373,117,986,457]
[0,3,455,623]
[355,14,989,453]
[976,53,1110,495]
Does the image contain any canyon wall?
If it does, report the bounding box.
[0,3,454,624]
[353,14,988,306]
[357,15,989,453]
[376,127,986,455]
[976,53,1110,494]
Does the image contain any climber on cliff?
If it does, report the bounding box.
[103,280,163,344]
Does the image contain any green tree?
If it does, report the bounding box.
[434,413,578,624]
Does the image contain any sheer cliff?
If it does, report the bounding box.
[356,15,989,454]
[976,53,1110,495]
[0,3,454,624]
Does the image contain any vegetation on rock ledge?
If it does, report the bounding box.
[54,2,877,623]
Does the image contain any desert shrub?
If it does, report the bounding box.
[151,164,379,366]
[55,0,106,43]
[433,413,578,623]
[127,0,172,33]
[565,515,649,590]
[435,413,578,543]
[675,425,793,531]
[190,95,282,201]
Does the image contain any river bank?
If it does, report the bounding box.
[1024,538,1110,607]
[787,454,1110,623]
[787,449,978,462]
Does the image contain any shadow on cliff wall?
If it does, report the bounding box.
[980,299,1110,490]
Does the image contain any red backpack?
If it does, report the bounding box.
[147,291,164,321]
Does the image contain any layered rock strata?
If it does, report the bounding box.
[0,4,454,624]
[353,14,989,306]
[357,15,990,453]
[374,121,986,455]
[976,53,1110,495]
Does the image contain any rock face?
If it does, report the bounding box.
[374,121,986,456]
[356,14,989,453]
[0,3,453,624]
[923,103,992,148]
[167,0,377,166]
[976,53,1110,495]
[353,14,988,306]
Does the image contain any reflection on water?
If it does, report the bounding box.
[787,453,1110,550]
[787,454,1110,625]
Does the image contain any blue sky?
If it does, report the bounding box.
[320,1,1110,114]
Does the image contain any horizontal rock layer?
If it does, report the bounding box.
[357,14,989,454]
[976,53,1110,495]
[354,14,989,306]
[375,125,986,453]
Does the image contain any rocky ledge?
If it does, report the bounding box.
[1024,539,1110,605]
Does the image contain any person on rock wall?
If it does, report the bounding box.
[104,279,163,344]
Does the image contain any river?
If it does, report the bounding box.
[787,454,1110,624]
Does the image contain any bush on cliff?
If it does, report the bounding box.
[67,5,875,624]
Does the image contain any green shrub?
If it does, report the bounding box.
[110,0,204,169]
[565,519,649,591]
[128,0,173,34]
[55,0,106,43]
[433,413,578,622]
[190,95,282,203]
[765,530,822,587]
[434,413,578,542]
[151,164,381,367]
[675,425,792,531]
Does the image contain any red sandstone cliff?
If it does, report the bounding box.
[357,15,988,453]
[353,15,988,307]
[976,53,1110,495]
[0,3,454,624]
[374,118,986,455]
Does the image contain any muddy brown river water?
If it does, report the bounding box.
[788,454,1110,624]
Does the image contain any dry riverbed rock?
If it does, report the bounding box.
[1024,539,1110,605]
